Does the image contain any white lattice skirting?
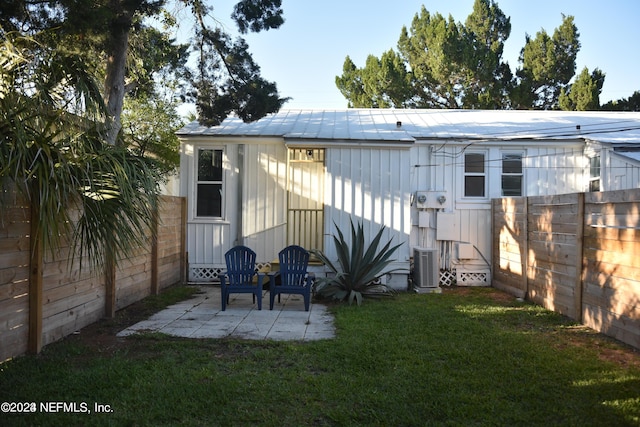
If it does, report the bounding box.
[189,266,224,282]
[456,269,490,286]
[439,269,457,287]
[189,262,272,283]
[437,269,490,286]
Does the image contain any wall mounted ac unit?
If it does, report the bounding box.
[413,247,439,288]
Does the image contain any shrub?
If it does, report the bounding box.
[311,219,403,305]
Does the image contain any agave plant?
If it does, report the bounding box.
[311,219,403,305]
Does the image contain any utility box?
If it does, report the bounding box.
[415,191,450,210]
[418,211,430,228]
[436,212,457,241]
[457,243,476,259]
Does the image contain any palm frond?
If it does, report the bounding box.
[1,31,161,273]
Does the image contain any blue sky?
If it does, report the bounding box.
[189,0,640,110]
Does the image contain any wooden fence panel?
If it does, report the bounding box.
[0,192,31,362]
[581,190,640,349]
[156,196,185,289]
[492,198,527,297]
[41,230,106,349]
[526,193,582,319]
[0,194,186,362]
[493,189,640,350]
[116,247,153,310]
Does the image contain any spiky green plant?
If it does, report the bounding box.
[311,219,403,305]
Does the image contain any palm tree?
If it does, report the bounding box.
[0,31,161,271]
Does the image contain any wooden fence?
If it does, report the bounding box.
[492,189,640,350]
[0,194,186,362]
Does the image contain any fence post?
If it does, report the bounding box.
[151,199,159,295]
[105,250,116,318]
[523,197,529,299]
[28,199,43,354]
[181,197,187,284]
[574,193,585,322]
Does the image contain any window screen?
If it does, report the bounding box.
[464,153,485,197]
[589,155,601,192]
[196,149,223,217]
[501,153,523,197]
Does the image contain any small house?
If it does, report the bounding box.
[177,109,640,289]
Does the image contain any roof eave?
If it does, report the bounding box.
[284,136,415,149]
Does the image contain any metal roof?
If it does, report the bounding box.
[177,109,640,145]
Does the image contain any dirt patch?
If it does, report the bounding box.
[62,294,173,356]
[555,324,640,369]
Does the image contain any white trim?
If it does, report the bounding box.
[178,135,284,145]
[192,144,228,222]
[500,150,525,197]
[460,149,489,200]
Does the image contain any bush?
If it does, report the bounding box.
[311,219,402,305]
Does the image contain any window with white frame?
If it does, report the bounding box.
[501,152,523,196]
[589,155,601,192]
[196,148,224,218]
[464,152,486,197]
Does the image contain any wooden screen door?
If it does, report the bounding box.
[287,148,324,252]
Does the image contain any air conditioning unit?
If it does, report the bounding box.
[413,248,439,288]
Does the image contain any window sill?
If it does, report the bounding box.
[189,218,231,225]
[456,199,491,210]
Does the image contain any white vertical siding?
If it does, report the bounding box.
[288,156,323,210]
[187,222,231,264]
[418,142,588,200]
[604,152,640,190]
[525,145,586,195]
[287,149,325,251]
[243,143,287,236]
[182,140,289,269]
[183,141,239,267]
[409,141,589,277]
[324,147,412,272]
[242,143,288,262]
[409,144,454,252]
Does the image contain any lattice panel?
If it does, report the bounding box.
[256,262,272,272]
[456,270,489,286]
[439,269,456,287]
[189,262,273,283]
[189,267,224,282]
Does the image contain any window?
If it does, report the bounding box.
[464,152,486,197]
[501,153,523,196]
[196,148,224,217]
[589,155,601,192]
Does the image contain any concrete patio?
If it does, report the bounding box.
[117,285,335,341]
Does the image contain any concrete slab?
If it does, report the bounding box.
[117,285,336,341]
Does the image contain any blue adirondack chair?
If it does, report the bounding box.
[220,246,263,311]
[269,245,314,311]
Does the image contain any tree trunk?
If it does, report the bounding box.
[104,18,131,146]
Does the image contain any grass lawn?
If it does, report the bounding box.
[1,286,639,426]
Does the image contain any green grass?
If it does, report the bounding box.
[1,287,639,426]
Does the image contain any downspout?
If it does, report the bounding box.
[235,144,245,246]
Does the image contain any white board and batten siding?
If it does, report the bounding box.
[182,138,289,280]
[605,152,640,190]
[322,146,413,289]
[241,143,288,264]
[409,140,588,285]
[182,138,413,285]
[181,139,238,281]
